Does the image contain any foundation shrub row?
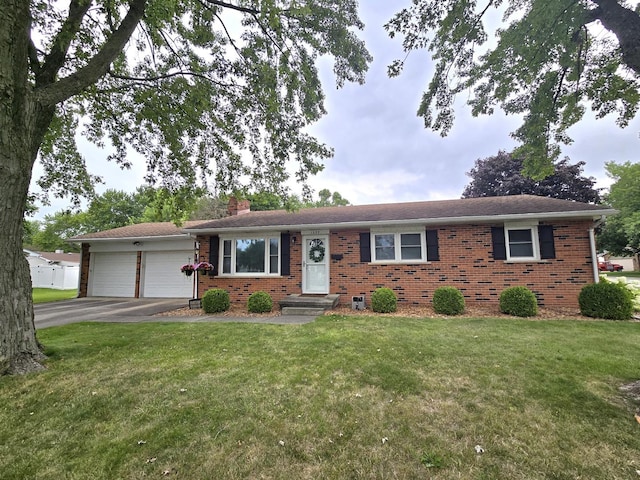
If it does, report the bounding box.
[201,289,275,314]
[202,281,636,320]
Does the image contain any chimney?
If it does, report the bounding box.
[227,197,251,216]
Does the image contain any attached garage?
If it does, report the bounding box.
[142,251,194,298]
[89,252,137,297]
[72,220,208,299]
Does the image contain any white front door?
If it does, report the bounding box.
[302,234,329,294]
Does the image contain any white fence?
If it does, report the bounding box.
[30,265,79,290]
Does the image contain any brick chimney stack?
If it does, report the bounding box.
[227,197,251,216]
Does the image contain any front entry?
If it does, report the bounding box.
[302,234,329,294]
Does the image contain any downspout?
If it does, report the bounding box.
[589,216,606,283]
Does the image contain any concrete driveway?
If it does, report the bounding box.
[34,297,316,328]
[34,298,190,328]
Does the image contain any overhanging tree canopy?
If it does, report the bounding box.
[0,0,371,374]
[385,0,640,177]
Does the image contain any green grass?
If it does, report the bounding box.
[1,316,639,479]
[32,288,77,304]
[604,271,640,278]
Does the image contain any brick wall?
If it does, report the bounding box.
[78,243,90,298]
[197,220,596,308]
[196,237,302,305]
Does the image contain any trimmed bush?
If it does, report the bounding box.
[432,286,465,315]
[499,286,538,317]
[247,291,273,313]
[201,288,230,314]
[371,287,397,313]
[579,281,634,320]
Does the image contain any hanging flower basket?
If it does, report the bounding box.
[181,264,195,276]
[195,261,214,272]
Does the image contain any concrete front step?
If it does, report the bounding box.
[279,294,340,316]
[281,307,327,316]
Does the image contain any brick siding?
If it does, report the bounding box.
[78,243,91,297]
[196,220,595,308]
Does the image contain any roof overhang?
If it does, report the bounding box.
[183,209,617,235]
[67,234,194,243]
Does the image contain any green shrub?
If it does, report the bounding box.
[499,286,538,317]
[432,286,465,315]
[371,287,397,313]
[247,291,273,313]
[578,281,634,320]
[201,288,230,314]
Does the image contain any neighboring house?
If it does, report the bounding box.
[25,250,80,290]
[71,195,616,309]
[70,221,209,298]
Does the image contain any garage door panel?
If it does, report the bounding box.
[142,251,193,298]
[90,252,137,297]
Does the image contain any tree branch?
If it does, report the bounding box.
[36,0,92,87]
[202,0,259,16]
[585,0,640,74]
[27,37,41,76]
[195,0,245,60]
[203,0,286,55]
[107,69,238,88]
[36,0,148,107]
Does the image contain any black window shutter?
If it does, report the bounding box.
[209,236,219,275]
[360,232,371,262]
[491,227,507,260]
[538,225,556,259]
[426,229,440,261]
[281,233,291,276]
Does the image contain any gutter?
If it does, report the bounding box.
[589,216,607,284]
[67,234,192,243]
[183,210,618,236]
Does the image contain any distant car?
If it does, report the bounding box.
[598,261,624,272]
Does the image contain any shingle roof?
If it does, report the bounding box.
[185,195,615,233]
[38,252,81,263]
[69,196,615,241]
[69,220,209,241]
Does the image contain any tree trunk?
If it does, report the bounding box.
[593,0,640,75]
[0,1,52,374]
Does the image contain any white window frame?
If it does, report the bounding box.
[370,228,427,263]
[504,223,540,262]
[219,233,281,276]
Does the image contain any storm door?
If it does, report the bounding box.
[302,234,329,294]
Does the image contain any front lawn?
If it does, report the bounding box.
[1,316,639,479]
[32,288,77,304]
[604,271,640,278]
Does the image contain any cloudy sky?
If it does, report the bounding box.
[305,1,640,205]
[33,1,640,218]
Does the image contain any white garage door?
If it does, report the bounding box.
[90,252,137,297]
[142,251,194,298]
